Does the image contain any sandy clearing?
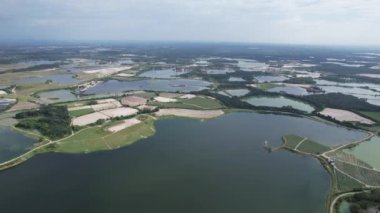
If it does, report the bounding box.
[100,107,138,118]
[91,102,121,111]
[7,101,39,112]
[107,118,141,133]
[96,99,119,104]
[83,66,132,77]
[179,94,196,99]
[72,112,109,126]
[155,108,224,119]
[319,108,375,125]
[357,73,380,79]
[116,73,135,77]
[137,105,158,112]
[154,97,177,103]
[121,96,147,107]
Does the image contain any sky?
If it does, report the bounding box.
[1,0,380,45]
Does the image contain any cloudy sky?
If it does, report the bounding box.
[1,0,380,45]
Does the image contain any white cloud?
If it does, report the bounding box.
[0,0,379,45]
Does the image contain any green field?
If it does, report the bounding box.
[282,134,330,154]
[359,111,380,123]
[148,97,224,110]
[69,108,94,117]
[55,117,156,153]
[282,135,304,149]
[335,170,364,192]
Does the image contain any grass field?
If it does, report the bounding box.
[359,111,380,123]
[69,108,95,117]
[55,117,155,153]
[282,134,330,154]
[335,170,364,192]
[149,96,224,110]
[282,135,304,149]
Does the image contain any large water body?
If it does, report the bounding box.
[0,113,366,213]
[14,74,82,85]
[0,127,37,163]
[84,79,211,95]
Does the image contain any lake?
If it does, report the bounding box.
[0,113,366,213]
[37,89,79,104]
[83,79,211,95]
[268,86,309,96]
[244,96,315,113]
[14,74,82,85]
[0,127,37,163]
[255,75,289,83]
[139,68,189,78]
[344,136,380,169]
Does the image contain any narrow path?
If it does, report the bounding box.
[294,137,308,150]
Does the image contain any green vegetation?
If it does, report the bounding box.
[149,97,224,110]
[257,83,276,90]
[303,93,380,112]
[282,135,304,149]
[55,116,155,153]
[359,111,380,123]
[69,108,94,117]
[343,190,380,212]
[15,105,71,139]
[282,134,330,155]
[335,170,364,192]
[297,139,330,154]
[284,77,316,85]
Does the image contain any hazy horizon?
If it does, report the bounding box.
[1,0,380,46]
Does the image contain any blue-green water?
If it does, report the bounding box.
[84,79,211,95]
[0,128,37,163]
[0,113,366,212]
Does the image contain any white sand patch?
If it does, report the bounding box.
[96,98,119,104]
[72,107,138,126]
[116,73,135,77]
[68,106,92,111]
[121,96,147,107]
[72,112,109,126]
[155,109,224,119]
[107,118,141,133]
[137,105,158,112]
[91,101,122,111]
[357,73,380,79]
[100,107,138,118]
[83,66,132,77]
[319,108,375,125]
[179,94,196,99]
[154,97,177,103]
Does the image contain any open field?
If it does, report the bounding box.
[72,107,138,126]
[56,117,155,153]
[155,108,224,119]
[69,108,95,117]
[282,134,330,154]
[107,118,141,132]
[320,108,375,125]
[149,96,224,110]
[7,101,39,112]
[359,111,380,123]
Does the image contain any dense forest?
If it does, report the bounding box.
[302,93,380,112]
[15,105,71,139]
